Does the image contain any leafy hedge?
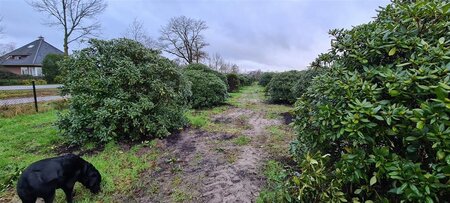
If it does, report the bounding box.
[238,74,253,86]
[185,63,228,86]
[0,71,46,86]
[184,69,228,108]
[58,39,191,144]
[258,72,275,87]
[266,70,302,104]
[292,54,330,99]
[290,0,450,202]
[42,54,65,84]
[227,73,241,92]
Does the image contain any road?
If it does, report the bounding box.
[0,96,67,105]
[0,84,63,90]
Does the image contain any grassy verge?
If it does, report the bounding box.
[0,88,60,100]
[0,111,61,193]
[0,100,68,118]
[256,160,290,203]
[0,111,162,202]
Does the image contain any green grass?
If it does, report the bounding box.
[233,135,252,146]
[257,160,289,203]
[227,85,262,107]
[0,111,61,192]
[185,110,209,128]
[264,125,295,158]
[0,110,161,202]
[69,141,160,202]
[0,84,294,202]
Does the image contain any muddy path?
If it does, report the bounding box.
[132,86,292,203]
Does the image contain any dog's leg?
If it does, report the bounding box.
[43,191,55,203]
[19,197,37,203]
[62,186,74,203]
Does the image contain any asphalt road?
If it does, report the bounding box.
[0,84,63,90]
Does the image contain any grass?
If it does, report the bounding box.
[185,110,209,128]
[0,83,295,202]
[0,111,61,193]
[233,135,252,146]
[256,160,289,203]
[264,125,295,159]
[73,141,160,202]
[0,110,162,202]
[0,88,60,100]
[0,99,68,118]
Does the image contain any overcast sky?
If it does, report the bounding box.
[0,0,390,72]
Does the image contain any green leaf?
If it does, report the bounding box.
[399,183,408,192]
[438,37,445,44]
[388,47,397,56]
[406,136,418,141]
[370,176,377,186]
[443,3,450,13]
[389,89,400,96]
[374,115,384,121]
[416,121,424,129]
[396,62,411,67]
[439,82,450,90]
[354,189,362,194]
[437,150,445,160]
[410,184,420,195]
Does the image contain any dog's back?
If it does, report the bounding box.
[17,154,84,202]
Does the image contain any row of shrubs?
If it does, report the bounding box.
[261,0,450,202]
[259,68,324,104]
[0,71,47,86]
[57,38,253,144]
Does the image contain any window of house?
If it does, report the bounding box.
[36,68,43,76]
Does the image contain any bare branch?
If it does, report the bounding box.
[28,0,107,55]
[123,18,159,50]
[159,16,208,64]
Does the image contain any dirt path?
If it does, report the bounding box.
[132,86,291,203]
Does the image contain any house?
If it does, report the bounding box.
[0,36,63,77]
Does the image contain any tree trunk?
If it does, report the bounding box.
[64,35,68,56]
[62,0,68,56]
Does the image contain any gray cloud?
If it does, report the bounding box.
[0,0,390,72]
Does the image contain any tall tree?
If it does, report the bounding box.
[123,18,158,50]
[29,0,107,55]
[159,16,208,64]
[207,53,225,71]
[230,64,240,74]
[0,43,15,56]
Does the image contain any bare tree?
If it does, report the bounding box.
[159,16,208,64]
[231,64,240,74]
[207,53,225,71]
[0,43,15,62]
[123,18,158,50]
[29,0,107,55]
[219,62,231,74]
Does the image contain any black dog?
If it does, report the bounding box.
[17,154,101,203]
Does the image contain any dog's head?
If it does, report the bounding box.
[80,162,102,194]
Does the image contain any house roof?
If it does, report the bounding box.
[0,36,64,67]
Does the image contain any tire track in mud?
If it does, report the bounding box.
[134,91,283,203]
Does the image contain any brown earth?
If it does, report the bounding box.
[129,88,290,203]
